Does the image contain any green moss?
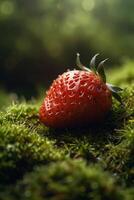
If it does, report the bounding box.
[0,103,39,125]
[0,104,64,185]
[0,64,133,199]
[102,87,134,185]
[9,160,125,200]
[104,121,134,186]
[43,87,133,186]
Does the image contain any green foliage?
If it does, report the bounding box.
[0,0,133,60]
[0,89,13,109]
[0,0,134,91]
[108,60,134,87]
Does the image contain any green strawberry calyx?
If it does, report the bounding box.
[76,53,123,105]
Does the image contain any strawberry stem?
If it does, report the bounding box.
[106,83,123,104]
[97,59,108,83]
[76,53,123,104]
[90,53,99,73]
[76,53,90,72]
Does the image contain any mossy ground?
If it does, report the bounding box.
[0,63,134,200]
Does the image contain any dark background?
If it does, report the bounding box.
[0,0,134,98]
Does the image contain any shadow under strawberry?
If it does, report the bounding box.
[41,104,126,141]
[40,103,127,165]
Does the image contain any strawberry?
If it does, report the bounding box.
[39,54,122,128]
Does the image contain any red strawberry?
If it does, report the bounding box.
[39,54,122,128]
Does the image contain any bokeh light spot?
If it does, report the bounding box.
[82,0,95,11]
[0,1,14,16]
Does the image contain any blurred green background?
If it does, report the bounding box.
[0,0,134,102]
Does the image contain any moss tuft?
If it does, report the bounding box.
[0,104,64,185]
[11,160,125,200]
[0,103,39,126]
